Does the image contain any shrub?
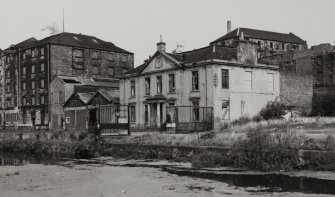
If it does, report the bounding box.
[230,128,301,171]
[191,151,231,168]
[231,115,251,125]
[258,101,288,120]
[200,131,216,140]
[74,135,99,158]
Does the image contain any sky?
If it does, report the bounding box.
[0,0,335,67]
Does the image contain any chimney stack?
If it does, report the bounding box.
[157,35,166,52]
[227,20,231,34]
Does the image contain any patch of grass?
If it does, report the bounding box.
[191,151,231,168]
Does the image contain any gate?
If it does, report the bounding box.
[166,106,213,133]
[98,104,130,136]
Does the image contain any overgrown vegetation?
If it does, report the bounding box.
[191,151,231,168]
[231,101,288,126]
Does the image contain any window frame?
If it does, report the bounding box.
[156,76,162,94]
[31,80,35,90]
[145,77,150,95]
[130,80,135,97]
[245,71,253,91]
[130,105,136,123]
[72,48,84,70]
[221,69,229,89]
[168,74,175,93]
[192,70,199,91]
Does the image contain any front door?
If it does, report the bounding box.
[89,109,97,129]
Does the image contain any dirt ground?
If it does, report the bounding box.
[0,161,334,197]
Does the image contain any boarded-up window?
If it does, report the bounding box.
[222,100,230,120]
[92,65,100,75]
[40,79,45,89]
[241,100,245,115]
[40,95,45,105]
[22,82,26,91]
[108,67,114,77]
[266,73,274,92]
[245,71,252,90]
[91,51,99,59]
[73,49,84,69]
[40,48,45,56]
[31,96,35,105]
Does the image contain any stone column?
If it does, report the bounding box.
[147,103,151,127]
[157,102,160,127]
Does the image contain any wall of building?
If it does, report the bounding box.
[280,72,313,114]
[50,45,134,80]
[19,46,49,127]
[64,107,88,132]
[212,64,279,129]
[213,37,307,58]
[121,61,280,130]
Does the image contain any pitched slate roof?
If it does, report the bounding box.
[98,89,120,101]
[56,76,119,88]
[211,28,306,45]
[125,45,237,75]
[17,32,132,54]
[175,45,236,63]
[77,92,95,104]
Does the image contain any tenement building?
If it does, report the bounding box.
[1,32,133,129]
[311,50,335,115]
[120,36,280,131]
[211,21,307,58]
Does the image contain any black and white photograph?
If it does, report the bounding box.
[0,0,335,196]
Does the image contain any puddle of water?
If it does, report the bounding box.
[164,167,335,195]
[0,152,71,166]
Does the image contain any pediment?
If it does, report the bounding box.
[141,52,180,74]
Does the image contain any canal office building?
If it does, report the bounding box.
[120,36,280,130]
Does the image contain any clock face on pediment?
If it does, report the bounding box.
[155,55,163,69]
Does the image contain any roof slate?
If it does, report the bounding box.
[10,32,132,54]
[77,92,95,104]
[125,45,237,75]
[211,28,306,45]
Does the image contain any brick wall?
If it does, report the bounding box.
[280,72,313,113]
[50,45,134,80]
[64,109,88,132]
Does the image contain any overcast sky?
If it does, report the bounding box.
[1,0,334,66]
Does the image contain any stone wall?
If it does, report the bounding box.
[50,45,134,80]
[280,72,313,113]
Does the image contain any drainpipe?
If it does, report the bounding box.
[17,48,21,125]
[48,44,51,129]
[205,65,208,107]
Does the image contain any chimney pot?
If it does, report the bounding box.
[227,20,232,34]
[157,35,166,52]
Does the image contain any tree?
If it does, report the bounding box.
[41,21,60,35]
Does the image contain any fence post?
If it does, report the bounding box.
[175,106,178,134]
[127,105,131,136]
